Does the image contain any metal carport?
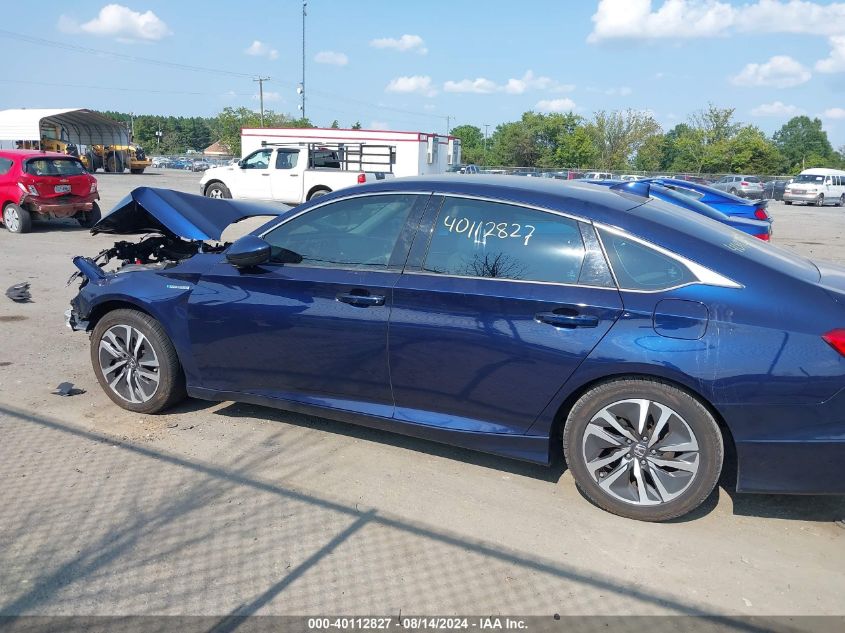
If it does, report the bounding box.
[0,108,129,146]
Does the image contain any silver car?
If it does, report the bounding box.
[710,175,764,199]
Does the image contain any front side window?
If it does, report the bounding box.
[262,194,422,269]
[422,198,586,284]
[598,228,696,291]
[275,150,299,170]
[242,149,272,170]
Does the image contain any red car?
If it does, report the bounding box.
[0,149,100,234]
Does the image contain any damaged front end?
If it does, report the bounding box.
[66,187,283,331]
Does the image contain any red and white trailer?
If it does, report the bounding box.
[240,127,461,178]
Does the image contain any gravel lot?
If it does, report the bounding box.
[0,170,843,621]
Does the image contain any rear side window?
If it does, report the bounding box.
[598,228,696,291]
[275,150,299,170]
[423,197,587,284]
[0,157,12,175]
[745,176,760,183]
[24,158,86,176]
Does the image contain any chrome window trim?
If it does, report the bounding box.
[402,269,619,291]
[594,222,743,292]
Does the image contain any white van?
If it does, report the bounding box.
[783,168,845,206]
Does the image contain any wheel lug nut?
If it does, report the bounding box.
[626,439,633,444]
[642,437,648,442]
[640,459,647,465]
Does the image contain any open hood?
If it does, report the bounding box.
[92,187,286,241]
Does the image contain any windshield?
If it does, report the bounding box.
[24,157,86,176]
[794,174,826,184]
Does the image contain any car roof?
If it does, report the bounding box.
[0,149,79,160]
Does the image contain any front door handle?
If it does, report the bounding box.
[261,173,270,176]
[289,173,299,177]
[336,292,385,307]
[535,312,599,328]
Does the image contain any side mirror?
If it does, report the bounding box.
[237,159,245,168]
[226,235,271,268]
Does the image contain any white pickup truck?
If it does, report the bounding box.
[199,143,395,204]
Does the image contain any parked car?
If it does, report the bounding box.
[762,179,790,201]
[619,174,643,181]
[583,171,613,180]
[642,178,771,222]
[783,169,845,207]
[0,149,100,234]
[709,175,764,199]
[189,160,212,172]
[68,176,845,522]
[169,159,191,170]
[585,180,772,240]
[672,174,712,185]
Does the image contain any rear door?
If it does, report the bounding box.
[269,148,305,204]
[388,195,624,435]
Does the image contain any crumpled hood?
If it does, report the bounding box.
[92,187,286,241]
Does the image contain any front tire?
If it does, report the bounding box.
[204,182,231,199]
[729,188,737,195]
[785,201,792,205]
[3,203,32,234]
[130,168,145,174]
[816,194,825,207]
[90,309,186,413]
[563,378,723,522]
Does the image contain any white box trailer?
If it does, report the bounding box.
[240,127,461,178]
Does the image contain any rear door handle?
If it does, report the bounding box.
[535,312,599,328]
[336,292,385,307]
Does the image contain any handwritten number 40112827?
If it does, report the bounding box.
[443,216,536,246]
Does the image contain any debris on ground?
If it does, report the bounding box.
[5,282,31,303]
[52,382,86,397]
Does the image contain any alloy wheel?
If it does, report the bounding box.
[208,188,223,198]
[98,324,161,404]
[4,207,20,232]
[581,398,700,506]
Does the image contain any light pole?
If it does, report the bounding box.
[155,129,163,150]
[484,123,490,165]
[301,1,307,120]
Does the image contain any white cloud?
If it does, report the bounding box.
[314,50,348,66]
[588,0,845,43]
[751,101,803,116]
[816,35,845,72]
[253,91,282,103]
[731,55,811,87]
[443,77,499,94]
[823,107,845,119]
[58,4,170,40]
[444,70,573,95]
[245,40,278,60]
[385,75,437,97]
[369,121,389,129]
[370,34,428,54]
[535,98,577,113]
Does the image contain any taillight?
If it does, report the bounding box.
[740,181,749,186]
[754,208,769,220]
[357,173,366,184]
[822,329,845,357]
[755,232,770,241]
[90,181,97,193]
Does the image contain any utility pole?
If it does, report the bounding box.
[254,76,270,127]
[300,1,307,120]
[446,115,451,136]
[484,123,490,164]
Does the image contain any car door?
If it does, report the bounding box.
[388,195,624,435]
[231,148,273,200]
[268,148,304,204]
[0,156,15,204]
[187,192,430,415]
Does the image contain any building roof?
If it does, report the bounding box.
[0,108,129,145]
[203,140,231,155]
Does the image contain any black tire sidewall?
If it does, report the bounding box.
[563,378,724,522]
[89,309,185,414]
[205,183,231,199]
[308,188,330,200]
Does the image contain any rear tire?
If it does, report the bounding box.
[130,168,145,174]
[3,203,32,234]
[562,377,723,522]
[838,194,845,207]
[105,152,124,173]
[784,201,792,205]
[204,182,231,199]
[307,187,331,201]
[90,309,186,414]
[76,202,101,229]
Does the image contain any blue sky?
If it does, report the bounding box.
[1,0,845,145]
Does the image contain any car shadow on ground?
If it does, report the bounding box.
[212,401,845,525]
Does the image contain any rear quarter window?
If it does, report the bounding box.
[0,157,13,175]
[598,228,697,291]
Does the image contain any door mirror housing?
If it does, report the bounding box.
[226,235,271,268]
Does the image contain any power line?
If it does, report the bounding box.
[0,29,257,79]
[0,78,253,97]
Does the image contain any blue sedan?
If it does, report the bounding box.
[584,180,772,240]
[643,177,771,222]
[67,178,845,521]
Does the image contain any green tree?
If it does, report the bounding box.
[728,126,784,174]
[633,134,667,171]
[330,120,340,129]
[488,120,538,167]
[773,116,835,172]
[450,124,484,164]
[351,121,362,129]
[586,109,661,169]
